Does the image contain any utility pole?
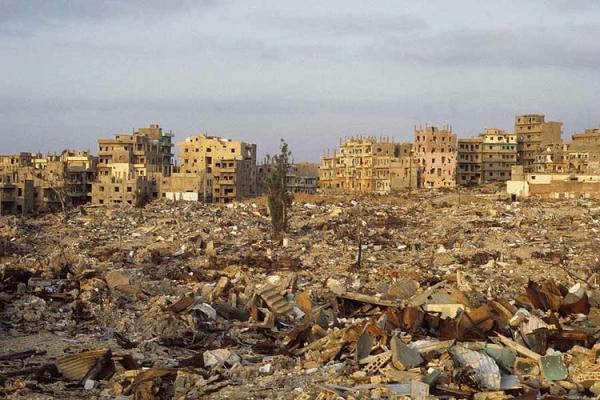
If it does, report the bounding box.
[409,149,413,194]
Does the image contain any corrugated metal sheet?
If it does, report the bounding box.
[257,284,293,316]
[56,349,109,381]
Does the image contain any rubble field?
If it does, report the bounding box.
[2,190,600,399]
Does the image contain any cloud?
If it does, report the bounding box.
[362,26,600,70]
[0,0,219,37]
[552,0,600,12]
[269,13,428,37]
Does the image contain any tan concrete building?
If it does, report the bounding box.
[568,128,600,173]
[93,124,173,206]
[91,176,151,206]
[480,128,517,182]
[515,114,562,172]
[176,134,257,203]
[457,137,483,186]
[508,165,600,200]
[257,162,319,195]
[0,151,97,214]
[320,137,415,194]
[414,126,457,188]
[389,143,417,192]
[534,143,570,174]
[0,170,34,216]
[160,172,207,202]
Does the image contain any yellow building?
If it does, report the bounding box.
[176,134,257,203]
[93,124,174,205]
[514,114,562,172]
[320,137,415,194]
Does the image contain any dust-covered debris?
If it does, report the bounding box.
[3,192,600,399]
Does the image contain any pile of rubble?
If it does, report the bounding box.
[2,192,600,399]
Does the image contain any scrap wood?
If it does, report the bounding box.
[122,368,178,396]
[494,333,541,361]
[0,349,46,361]
[337,292,400,308]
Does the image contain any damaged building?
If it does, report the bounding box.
[171,134,257,203]
[515,114,563,173]
[92,124,174,206]
[458,128,517,186]
[507,165,600,199]
[320,137,416,194]
[414,125,457,188]
[0,151,97,215]
[256,162,319,195]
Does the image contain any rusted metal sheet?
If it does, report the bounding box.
[56,348,112,381]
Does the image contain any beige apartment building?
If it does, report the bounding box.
[0,151,97,214]
[515,114,562,172]
[389,143,417,191]
[457,137,483,186]
[256,162,320,195]
[93,124,174,206]
[414,126,457,188]
[320,137,415,194]
[174,134,257,203]
[458,129,518,185]
[0,169,34,216]
[568,128,600,173]
[480,128,517,182]
[534,143,570,174]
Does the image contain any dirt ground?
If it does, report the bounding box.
[2,189,600,399]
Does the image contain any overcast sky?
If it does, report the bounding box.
[1,0,600,161]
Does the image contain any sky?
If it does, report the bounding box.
[1,0,600,162]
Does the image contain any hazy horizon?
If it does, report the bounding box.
[2,0,600,162]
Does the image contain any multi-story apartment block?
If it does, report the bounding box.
[0,170,34,216]
[480,128,517,182]
[257,162,319,195]
[93,124,173,206]
[534,143,570,174]
[515,114,562,172]
[569,128,600,173]
[0,151,97,214]
[458,129,517,185]
[414,126,457,188]
[320,137,415,194]
[457,137,483,186]
[175,134,257,203]
[389,143,417,192]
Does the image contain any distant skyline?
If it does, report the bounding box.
[1,0,600,162]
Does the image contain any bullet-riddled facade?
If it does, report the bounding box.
[176,134,257,203]
[320,137,416,194]
[414,126,457,188]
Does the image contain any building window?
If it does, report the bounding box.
[114,187,120,192]
[127,187,132,192]
[100,186,104,192]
